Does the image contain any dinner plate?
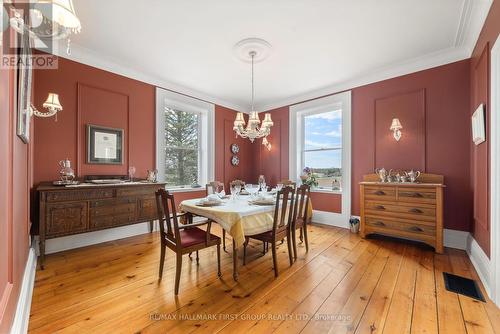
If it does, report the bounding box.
[249,199,275,206]
[195,201,223,207]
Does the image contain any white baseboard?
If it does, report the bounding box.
[38,222,158,255]
[10,247,37,334]
[444,228,469,250]
[311,210,349,228]
[466,234,491,297]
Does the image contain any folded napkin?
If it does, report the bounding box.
[255,193,274,201]
[207,194,223,202]
[216,190,226,198]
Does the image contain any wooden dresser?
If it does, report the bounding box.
[37,182,166,268]
[359,173,444,253]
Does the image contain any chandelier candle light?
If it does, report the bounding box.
[233,50,273,142]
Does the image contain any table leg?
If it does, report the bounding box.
[232,241,239,281]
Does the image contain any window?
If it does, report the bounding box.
[156,88,214,190]
[164,108,200,187]
[303,110,342,190]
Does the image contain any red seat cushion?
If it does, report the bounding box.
[179,227,218,248]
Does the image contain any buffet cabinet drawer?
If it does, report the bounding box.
[397,187,436,204]
[364,200,436,222]
[365,216,435,236]
[364,186,396,201]
[90,213,136,229]
[46,202,88,236]
[90,203,136,217]
[90,198,136,207]
[46,188,114,202]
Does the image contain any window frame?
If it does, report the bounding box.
[156,88,214,191]
[301,109,343,192]
[289,91,351,228]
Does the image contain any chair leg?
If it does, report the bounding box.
[303,225,309,253]
[271,241,279,277]
[262,241,266,255]
[287,234,293,266]
[292,228,298,260]
[299,227,304,242]
[196,250,199,265]
[175,253,182,295]
[159,245,166,279]
[223,229,226,252]
[217,244,222,277]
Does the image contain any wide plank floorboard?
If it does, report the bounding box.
[28,224,500,334]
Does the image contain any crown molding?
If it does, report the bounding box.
[47,42,247,112]
[258,0,492,112]
[258,46,470,111]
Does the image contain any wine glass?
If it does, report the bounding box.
[230,184,237,201]
[128,166,136,182]
[234,184,242,199]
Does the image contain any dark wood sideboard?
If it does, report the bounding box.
[37,182,166,268]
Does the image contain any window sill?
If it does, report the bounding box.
[311,188,342,195]
[165,187,205,193]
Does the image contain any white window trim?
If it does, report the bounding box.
[156,87,215,191]
[289,90,352,228]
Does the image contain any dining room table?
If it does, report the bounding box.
[179,194,278,280]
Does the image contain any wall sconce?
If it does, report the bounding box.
[30,93,63,120]
[390,118,402,141]
[262,136,271,151]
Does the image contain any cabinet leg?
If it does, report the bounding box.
[149,220,154,233]
[40,238,45,270]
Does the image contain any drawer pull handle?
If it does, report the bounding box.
[374,191,386,196]
[410,226,424,232]
[375,205,386,210]
[409,208,423,214]
[373,221,385,226]
[410,192,423,198]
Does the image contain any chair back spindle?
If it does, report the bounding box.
[293,184,311,229]
[155,189,182,248]
[272,186,295,234]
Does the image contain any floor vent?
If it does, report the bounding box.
[443,272,485,302]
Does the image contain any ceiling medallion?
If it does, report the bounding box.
[233,38,274,145]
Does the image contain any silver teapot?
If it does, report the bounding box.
[405,170,421,183]
[58,158,75,182]
[375,168,392,183]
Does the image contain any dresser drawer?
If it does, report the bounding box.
[46,202,88,236]
[364,200,436,222]
[90,213,136,229]
[397,187,436,204]
[365,216,435,236]
[363,186,396,201]
[90,203,136,217]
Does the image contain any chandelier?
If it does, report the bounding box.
[233,50,273,143]
[10,0,82,55]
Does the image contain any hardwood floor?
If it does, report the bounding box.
[29,224,500,334]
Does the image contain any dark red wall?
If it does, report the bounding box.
[260,60,472,229]
[469,0,500,256]
[33,57,254,195]
[0,2,32,330]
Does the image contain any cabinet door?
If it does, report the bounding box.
[46,202,88,237]
[137,196,157,221]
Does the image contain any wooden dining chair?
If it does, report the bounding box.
[205,181,229,251]
[155,189,222,295]
[242,186,295,277]
[280,179,297,188]
[291,184,311,260]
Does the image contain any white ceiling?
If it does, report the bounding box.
[63,0,491,111]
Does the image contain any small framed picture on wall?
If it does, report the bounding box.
[472,104,486,145]
[87,124,124,164]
